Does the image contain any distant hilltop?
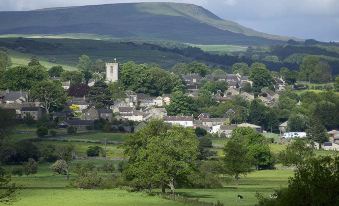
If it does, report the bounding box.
[0,2,290,45]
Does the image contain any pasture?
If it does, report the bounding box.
[189,44,248,55]
[6,125,336,206]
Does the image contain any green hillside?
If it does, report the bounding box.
[0,37,194,69]
[0,2,287,45]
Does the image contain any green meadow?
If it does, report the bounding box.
[3,126,296,206]
[6,126,337,206]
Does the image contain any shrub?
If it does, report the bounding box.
[101,162,115,173]
[51,160,69,178]
[6,141,41,163]
[117,161,127,173]
[86,125,94,130]
[195,127,207,137]
[49,130,57,137]
[23,113,35,126]
[23,158,38,175]
[41,144,58,162]
[72,171,103,189]
[11,167,23,176]
[103,123,112,132]
[67,126,77,134]
[36,126,48,137]
[86,146,103,157]
[73,163,96,176]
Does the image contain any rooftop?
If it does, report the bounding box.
[164,116,194,122]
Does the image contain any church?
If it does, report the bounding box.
[106,60,119,82]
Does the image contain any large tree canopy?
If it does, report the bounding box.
[123,120,199,193]
[250,63,274,93]
[30,81,66,114]
[2,65,48,90]
[120,62,183,96]
[166,91,198,116]
[299,56,332,83]
[258,156,339,206]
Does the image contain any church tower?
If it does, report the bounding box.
[106,59,119,82]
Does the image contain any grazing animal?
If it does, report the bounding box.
[237,195,244,199]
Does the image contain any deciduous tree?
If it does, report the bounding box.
[123,120,199,194]
[30,81,66,114]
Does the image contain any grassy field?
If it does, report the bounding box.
[11,189,186,206]
[178,169,293,206]
[7,126,337,206]
[189,44,248,55]
[8,50,77,71]
[8,165,293,206]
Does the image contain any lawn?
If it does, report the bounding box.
[65,132,129,142]
[8,127,333,206]
[11,189,186,206]
[35,140,125,159]
[8,163,293,206]
[178,169,293,206]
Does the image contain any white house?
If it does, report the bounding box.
[201,118,229,127]
[282,132,307,139]
[163,116,194,128]
[322,142,339,151]
[121,110,151,122]
[211,124,237,137]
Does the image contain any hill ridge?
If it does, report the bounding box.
[0,2,289,45]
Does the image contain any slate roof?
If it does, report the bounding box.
[220,125,237,131]
[118,107,134,113]
[201,118,228,123]
[68,97,88,105]
[3,91,28,101]
[21,107,41,112]
[97,108,112,114]
[164,116,194,122]
[63,119,94,126]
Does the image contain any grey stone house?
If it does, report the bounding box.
[21,107,44,120]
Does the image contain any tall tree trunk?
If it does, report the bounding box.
[168,178,175,195]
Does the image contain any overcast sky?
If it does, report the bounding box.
[0,0,338,41]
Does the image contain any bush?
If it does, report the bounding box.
[49,130,57,137]
[11,167,23,176]
[73,162,96,176]
[86,146,103,157]
[36,126,48,137]
[103,123,112,132]
[67,126,77,134]
[94,119,107,130]
[117,161,127,173]
[101,162,115,173]
[86,125,94,130]
[51,160,68,176]
[23,114,35,126]
[195,127,207,137]
[186,161,224,189]
[72,171,103,189]
[23,158,38,175]
[6,141,41,163]
[41,144,58,162]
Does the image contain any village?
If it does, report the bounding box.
[1,60,338,151]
